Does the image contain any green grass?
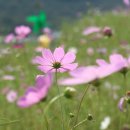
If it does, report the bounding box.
[1,11,130,130]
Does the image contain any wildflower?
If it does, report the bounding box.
[4,33,15,44]
[6,90,17,103]
[83,26,101,35]
[100,116,111,130]
[15,25,31,39]
[102,26,113,37]
[34,47,78,73]
[2,75,15,81]
[17,73,52,108]
[123,0,130,6]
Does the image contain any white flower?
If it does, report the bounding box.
[100,116,111,130]
[68,47,78,54]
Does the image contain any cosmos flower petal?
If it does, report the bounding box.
[62,52,76,64]
[59,78,90,85]
[37,65,53,73]
[62,63,78,71]
[33,56,51,65]
[96,59,108,66]
[53,47,65,62]
[42,49,55,63]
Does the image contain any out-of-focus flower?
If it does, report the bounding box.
[102,26,113,37]
[58,66,98,86]
[100,116,111,130]
[17,73,52,108]
[118,97,127,112]
[83,26,101,35]
[86,47,94,56]
[12,44,24,49]
[4,33,15,44]
[123,0,130,6]
[97,48,107,55]
[35,46,44,53]
[59,54,130,86]
[34,47,78,73]
[15,25,31,38]
[118,91,130,112]
[68,47,78,54]
[38,35,51,48]
[96,53,130,74]
[2,75,15,81]
[6,90,17,103]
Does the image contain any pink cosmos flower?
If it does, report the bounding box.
[6,90,17,103]
[96,53,130,73]
[17,73,52,108]
[15,25,31,39]
[34,47,78,73]
[12,44,24,49]
[83,26,101,35]
[4,33,15,44]
[59,66,99,86]
[59,54,130,86]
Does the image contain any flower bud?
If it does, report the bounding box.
[64,87,77,99]
[102,27,113,37]
[69,113,75,118]
[87,114,93,121]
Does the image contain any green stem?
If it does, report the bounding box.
[44,93,64,113]
[73,118,88,129]
[0,120,20,126]
[72,84,90,130]
[38,104,50,130]
[55,71,65,130]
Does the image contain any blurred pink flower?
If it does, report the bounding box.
[17,73,52,108]
[83,26,101,35]
[123,0,130,6]
[96,53,130,73]
[15,25,31,39]
[59,66,98,85]
[12,44,24,49]
[86,47,94,56]
[6,90,17,103]
[118,97,126,112]
[2,75,15,81]
[102,26,113,37]
[35,46,44,53]
[4,33,15,44]
[59,54,130,86]
[34,47,78,73]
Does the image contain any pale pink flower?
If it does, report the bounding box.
[6,90,17,103]
[59,54,130,86]
[17,73,52,108]
[96,53,130,73]
[118,97,126,112]
[15,25,31,38]
[123,0,130,6]
[35,46,44,53]
[83,26,101,35]
[34,47,78,73]
[86,47,94,56]
[2,75,15,81]
[59,66,98,85]
[4,33,15,44]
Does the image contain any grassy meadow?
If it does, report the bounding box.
[1,11,130,130]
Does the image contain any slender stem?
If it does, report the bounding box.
[44,93,64,113]
[0,120,20,126]
[55,71,65,130]
[38,104,50,130]
[72,84,90,130]
[123,73,127,92]
[73,118,88,129]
